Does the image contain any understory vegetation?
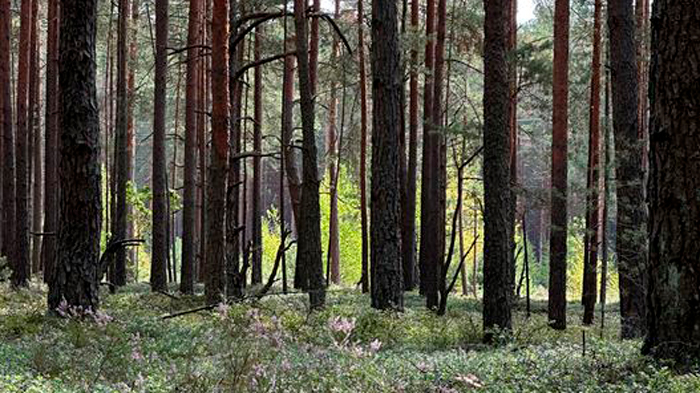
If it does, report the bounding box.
[1,283,697,392]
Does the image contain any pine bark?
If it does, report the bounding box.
[29,0,41,275]
[418,0,435,298]
[482,0,513,339]
[548,0,569,330]
[42,0,59,284]
[151,0,169,292]
[643,0,700,361]
[47,0,102,310]
[326,0,341,285]
[12,0,34,287]
[357,0,369,293]
[251,26,263,285]
[582,0,602,325]
[609,0,646,339]
[0,0,13,270]
[370,0,403,311]
[402,0,419,291]
[294,0,325,308]
[113,0,130,287]
[205,0,229,303]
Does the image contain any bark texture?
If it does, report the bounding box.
[151,0,169,292]
[206,0,229,303]
[370,0,404,311]
[643,0,700,362]
[548,0,569,330]
[609,0,646,339]
[48,0,102,310]
[482,0,512,339]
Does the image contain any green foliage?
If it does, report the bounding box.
[1,283,698,392]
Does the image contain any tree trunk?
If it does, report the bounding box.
[151,0,169,292]
[205,0,228,303]
[482,0,512,340]
[635,0,649,171]
[282,46,300,226]
[127,0,138,273]
[402,0,419,291]
[181,0,200,294]
[548,0,569,331]
[0,0,13,273]
[582,0,602,326]
[609,0,646,339]
[357,0,369,293]
[418,0,435,299]
[294,0,325,308]
[113,0,130,287]
[370,0,403,311]
[506,0,518,300]
[12,0,34,287]
[47,0,102,310]
[29,0,41,275]
[42,0,59,284]
[226,0,243,299]
[326,0,341,285]
[251,25,263,285]
[642,0,700,362]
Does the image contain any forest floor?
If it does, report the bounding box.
[1,282,698,392]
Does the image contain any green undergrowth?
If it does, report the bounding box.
[0,281,698,392]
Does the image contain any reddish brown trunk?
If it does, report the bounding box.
[548,0,569,330]
[418,0,435,298]
[250,26,263,285]
[356,0,369,294]
[326,0,341,285]
[41,0,59,284]
[205,0,229,302]
[151,0,169,292]
[582,0,602,325]
[635,0,649,170]
[29,0,41,275]
[0,0,14,272]
[402,0,419,291]
[12,0,34,287]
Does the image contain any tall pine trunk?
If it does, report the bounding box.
[251,26,263,285]
[29,0,41,275]
[582,0,602,325]
[0,0,13,273]
[294,0,325,308]
[548,0,569,330]
[609,0,646,339]
[48,0,102,310]
[151,0,169,292]
[370,0,403,311]
[643,0,700,361]
[42,0,59,284]
[482,0,512,340]
[357,0,369,293]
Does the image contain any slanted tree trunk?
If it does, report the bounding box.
[12,0,34,287]
[609,0,646,339]
[370,0,403,311]
[548,0,569,331]
[582,0,602,326]
[47,0,102,310]
[205,0,228,303]
[294,0,325,308]
[113,0,130,287]
[251,25,263,285]
[42,0,59,284]
[151,0,169,292]
[482,0,512,340]
[642,0,700,362]
[357,0,369,293]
